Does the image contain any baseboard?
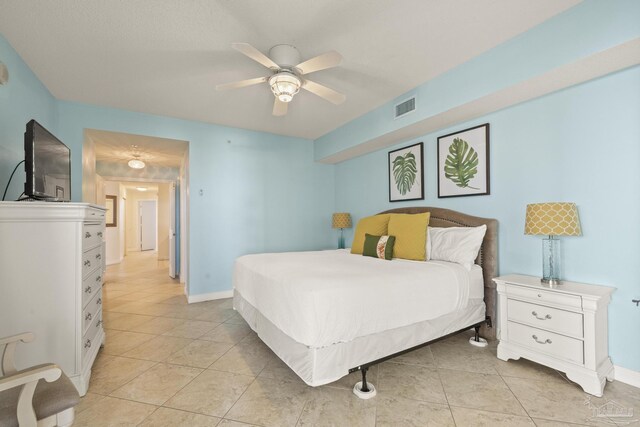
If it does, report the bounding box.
[187,290,233,304]
[106,259,120,266]
[614,365,640,389]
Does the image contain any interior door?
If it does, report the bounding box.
[139,200,157,251]
[168,183,176,278]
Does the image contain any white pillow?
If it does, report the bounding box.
[427,225,487,270]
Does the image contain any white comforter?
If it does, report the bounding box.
[233,249,474,348]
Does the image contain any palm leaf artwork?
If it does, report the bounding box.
[444,138,479,189]
[392,152,417,195]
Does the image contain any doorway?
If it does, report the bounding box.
[139,200,157,251]
[84,129,189,295]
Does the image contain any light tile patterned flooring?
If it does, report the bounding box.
[76,251,640,426]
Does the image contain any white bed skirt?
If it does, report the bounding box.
[234,290,486,387]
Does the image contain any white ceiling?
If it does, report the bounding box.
[0,0,580,139]
[87,129,187,168]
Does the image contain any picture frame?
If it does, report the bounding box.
[437,123,490,198]
[388,142,424,202]
[105,195,117,227]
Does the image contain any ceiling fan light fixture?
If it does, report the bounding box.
[128,159,146,169]
[269,72,301,103]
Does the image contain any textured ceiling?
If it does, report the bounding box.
[87,129,187,168]
[0,0,580,139]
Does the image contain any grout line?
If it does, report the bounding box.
[435,368,457,426]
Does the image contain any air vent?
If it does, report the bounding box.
[395,97,416,119]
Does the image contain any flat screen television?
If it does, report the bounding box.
[24,119,71,201]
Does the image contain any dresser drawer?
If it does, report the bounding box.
[82,312,102,367]
[82,245,103,278]
[506,284,582,310]
[507,321,583,365]
[83,223,104,250]
[82,268,103,307]
[83,290,103,335]
[507,299,583,338]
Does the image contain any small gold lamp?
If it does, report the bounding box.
[525,202,581,285]
[332,213,352,249]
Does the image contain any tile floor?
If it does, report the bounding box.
[76,251,640,426]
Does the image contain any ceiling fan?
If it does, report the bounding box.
[216,43,346,116]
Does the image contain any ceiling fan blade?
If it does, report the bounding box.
[232,43,280,70]
[302,80,346,105]
[295,51,342,75]
[272,98,288,116]
[215,76,267,91]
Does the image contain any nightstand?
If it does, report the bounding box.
[494,274,615,397]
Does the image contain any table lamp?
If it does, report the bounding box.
[525,202,581,285]
[332,213,352,249]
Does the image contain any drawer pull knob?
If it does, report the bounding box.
[84,260,91,267]
[97,298,102,305]
[532,335,552,345]
[85,232,92,238]
[531,311,552,320]
[97,320,103,327]
[85,286,92,294]
[537,294,542,297]
[96,276,102,283]
[84,339,92,349]
[96,253,102,260]
[97,231,103,237]
[85,313,92,321]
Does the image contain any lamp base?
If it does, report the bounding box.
[541,236,561,286]
[541,277,561,287]
[338,228,345,249]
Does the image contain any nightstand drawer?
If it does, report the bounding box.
[508,321,583,364]
[506,284,582,310]
[507,299,583,338]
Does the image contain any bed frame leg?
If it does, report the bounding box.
[353,367,377,399]
[468,323,488,348]
[361,368,370,392]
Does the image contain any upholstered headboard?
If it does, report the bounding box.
[378,207,498,339]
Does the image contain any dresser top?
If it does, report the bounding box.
[494,274,615,298]
[0,201,106,222]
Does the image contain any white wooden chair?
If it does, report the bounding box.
[0,333,79,427]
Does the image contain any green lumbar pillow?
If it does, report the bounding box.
[362,233,396,260]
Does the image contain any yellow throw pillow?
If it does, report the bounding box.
[388,213,430,261]
[350,214,391,254]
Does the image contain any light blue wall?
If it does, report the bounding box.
[56,101,335,296]
[0,35,57,200]
[315,0,640,161]
[334,66,640,372]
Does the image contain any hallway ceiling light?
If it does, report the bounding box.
[128,158,145,169]
[128,147,146,169]
[136,187,147,191]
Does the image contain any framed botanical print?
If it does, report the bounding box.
[388,142,424,202]
[105,195,117,227]
[437,123,490,198]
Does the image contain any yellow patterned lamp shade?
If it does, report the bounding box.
[332,213,352,229]
[525,203,581,236]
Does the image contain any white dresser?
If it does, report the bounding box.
[494,274,615,396]
[0,202,106,395]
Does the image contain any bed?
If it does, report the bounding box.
[233,207,498,396]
